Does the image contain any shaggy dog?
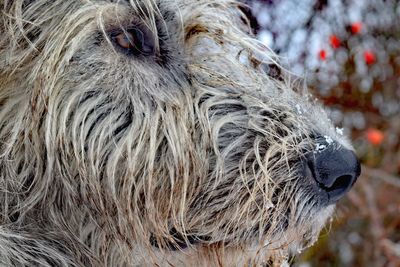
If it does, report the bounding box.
[0,0,360,266]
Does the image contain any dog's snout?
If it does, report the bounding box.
[305,143,361,203]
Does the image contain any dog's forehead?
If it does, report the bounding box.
[114,0,226,15]
[20,0,228,27]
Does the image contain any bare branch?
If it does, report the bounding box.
[362,165,400,188]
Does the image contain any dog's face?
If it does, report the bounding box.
[0,0,360,264]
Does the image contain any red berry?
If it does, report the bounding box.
[366,128,384,145]
[319,49,327,60]
[351,22,362,34]
[329,35,341,49]
[364,50,376,65]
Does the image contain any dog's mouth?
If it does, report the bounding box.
[149,205,291,251]
[148,215,291,252]
[148,171,302,252]
[149,228,211,251]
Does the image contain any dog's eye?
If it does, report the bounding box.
[111,26,155,57]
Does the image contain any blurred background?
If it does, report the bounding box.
[243,0,400,266]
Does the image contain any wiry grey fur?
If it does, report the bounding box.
[0,0,352,266]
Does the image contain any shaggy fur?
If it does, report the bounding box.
[0,0,353,266]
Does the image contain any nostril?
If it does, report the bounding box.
[318,174,354,193]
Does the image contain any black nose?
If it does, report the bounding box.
[306,144,361,203]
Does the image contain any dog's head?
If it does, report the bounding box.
[0,0,360,265]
